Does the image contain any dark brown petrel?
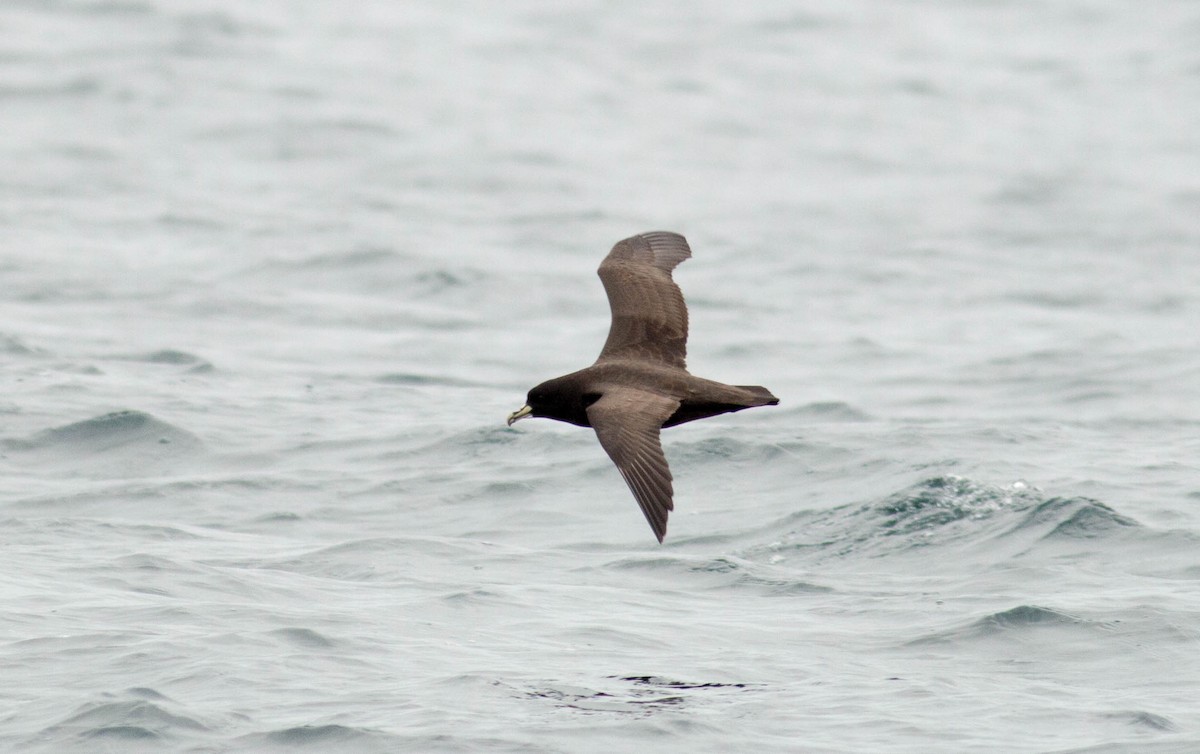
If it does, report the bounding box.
[506,231,779,543]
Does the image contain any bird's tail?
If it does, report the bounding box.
[736,385,779,406]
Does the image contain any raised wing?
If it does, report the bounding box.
[596,231,692,369]
[586,389,681,543]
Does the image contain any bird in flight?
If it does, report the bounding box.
[507,231,779,542]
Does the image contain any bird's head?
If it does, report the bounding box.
[507,375,596,428]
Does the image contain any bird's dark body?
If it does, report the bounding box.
[508,231,779,542]
[525,360,777,430]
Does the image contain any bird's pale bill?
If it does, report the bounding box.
[507,404,533,426]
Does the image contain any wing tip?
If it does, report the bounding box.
[606,231,692,273]
[649,514,668,543]
[639,231,692,268]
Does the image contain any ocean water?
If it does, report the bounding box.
[3,1,1200,751]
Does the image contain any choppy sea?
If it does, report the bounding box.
[3,1,1200,752]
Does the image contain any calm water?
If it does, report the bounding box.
[3,1,1200,752]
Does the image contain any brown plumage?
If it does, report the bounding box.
[507,232,779,542]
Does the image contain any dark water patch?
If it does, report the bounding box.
[218,536,499,583]
[268,627,337,649]
[521,674,758,718]
[410,425,526,462]
[290,246,402,270]
[604,554,831,595]
[377,371,482,387]
[556,624,668,653]
[254,511,303,524]
[607,556,692,572]
[443,587,507,606]
[74,1,157,16]
[894,77,941,96]
[0,76,101,99]
[1055,742,1200,753]
[171,10,281,60]
[264,724,382,746]
[45,142,117,161]
[690,556,740,573]
[976,347,1109,379]
[666,530,743,548]
[112,349,214,372]
[410,268,485,295]
[112,553,195,572]
[754,9,840,32]
[1003,290,1106,310]
[230,117,398,159]
[3,471,245,515]
[740,575,833,595]
[1103,710,1176,732]
[1165,562,1200,580]
[990,171,1070,208]
[524,682,685,715]
[792,401,872,421]
[93,521,204,541]
[684,556,833,595]
[238,246,490,300]
[53,361,104,375]
[226,551,379,582]
[672,436,789,464]
[616,675,758,691]
[80,725,160,740]
[479,480,535,496]
[1,332,47,355]
[155,211,228,230]
[241,726,516,754]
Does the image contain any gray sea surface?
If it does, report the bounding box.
[3,1,1200,752]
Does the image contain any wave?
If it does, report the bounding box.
[266,627,337,649]
[907,604,1106,647]
[603,553,832,596]
[376,371,484,387]
[39,690,208,748]
[2,410,205,479]
[754,476,1035,560]
[1006,495,1138,539]
[234,724,412,753]
[110,349,215,373]
[671,436,793,465]
[213,536,508,584]
[0,76,100,100]
[1102,711,1177,732]
[233,245,489,299]
[6,410,201,455]
[789,401,872,421]
[750,475,1163,568]
[0,332,47,356]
